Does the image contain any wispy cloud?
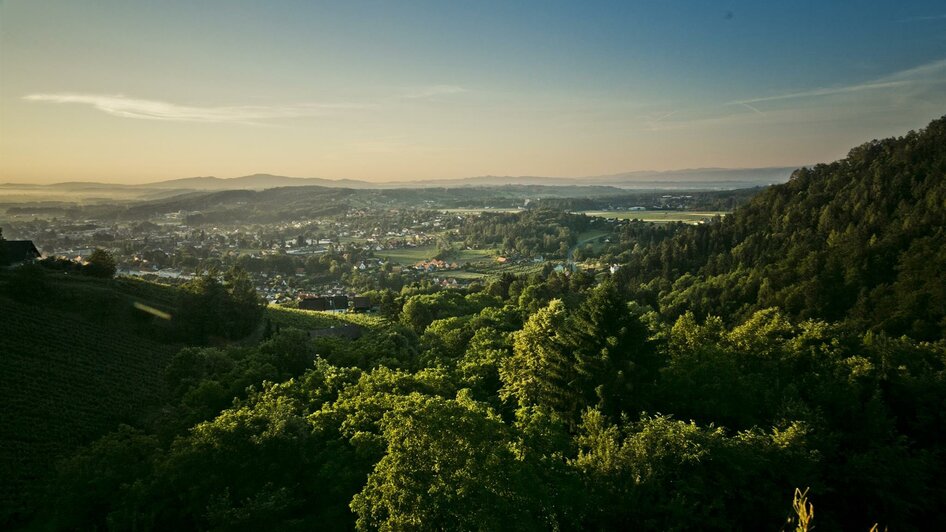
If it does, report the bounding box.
[897,14,946,23]
[736,102,765,115]
[729,80,910,106]
[23,93,365,124]
[882,58,946,81]
[640,109,683,130]
[644,58,946,132]
[727,58,946,108]
[403,85,468,99]
[652,110,680,122]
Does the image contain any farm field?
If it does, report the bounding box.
[376,245,497,265]
[375,245,438,264]
[431,270,490,280]
[454,248,498,262]
[439,207,523,214]
[579,210,728,223]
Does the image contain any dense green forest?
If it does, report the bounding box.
[3,117,946,530]
[614,117,946,340]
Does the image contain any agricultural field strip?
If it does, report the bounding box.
[579,210,729,223]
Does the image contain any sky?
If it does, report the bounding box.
[1,0,945,184]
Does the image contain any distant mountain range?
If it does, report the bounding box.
[2,167,797,193]
[137,174,369,190]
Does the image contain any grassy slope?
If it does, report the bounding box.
[266,304,388,330]
[0,274,180,524]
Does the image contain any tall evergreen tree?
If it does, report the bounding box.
[500,299,579,421]
[564,280,658,418]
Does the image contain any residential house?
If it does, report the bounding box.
[299,295,349,312]
[352,296,373,313]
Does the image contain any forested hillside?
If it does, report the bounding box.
[616,116,946,340]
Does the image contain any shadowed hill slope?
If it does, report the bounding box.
[0,274,180,524]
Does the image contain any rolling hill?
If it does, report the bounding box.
[1,166,796,198]
[136,167,797,190]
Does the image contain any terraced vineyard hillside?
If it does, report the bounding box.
[0,273,180,524]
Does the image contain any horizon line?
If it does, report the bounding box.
[0,165,806,188]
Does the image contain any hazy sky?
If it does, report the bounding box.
[2,1,945,184]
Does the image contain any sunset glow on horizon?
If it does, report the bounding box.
[2,0,945,184]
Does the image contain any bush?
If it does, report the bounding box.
[85,249,116,278]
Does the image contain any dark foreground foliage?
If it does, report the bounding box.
[31,299,946,531]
